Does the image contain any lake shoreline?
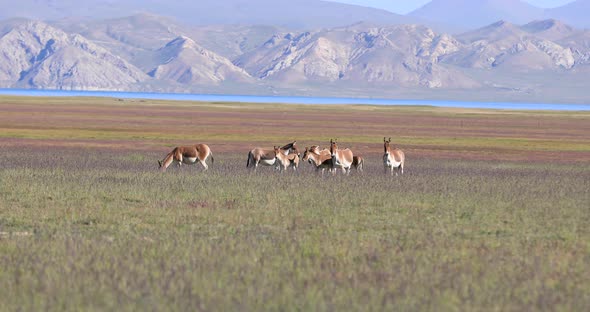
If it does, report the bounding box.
[1,88,589,111]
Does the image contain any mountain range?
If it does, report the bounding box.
[410,0,545,29]
[545,0,590,29]
[410,0,590,30]
[0,1,589,103]
[0,20,146,90]
[1,0,589,30]
[0,0,420,30]
[233,24,478,88]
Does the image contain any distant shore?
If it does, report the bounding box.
[1,89,589,111]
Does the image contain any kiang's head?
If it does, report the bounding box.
[384,137,392,153]
[330,139,338,157]
[281,141,297,154]
[302,147,312,163]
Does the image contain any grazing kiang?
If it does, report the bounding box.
[383,137,405,176]
[329,139,354,175]
[246,141,298,171]
[302,146,333,175]
[273,146,301,172]
[158,144,214,171]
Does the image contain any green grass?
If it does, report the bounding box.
[1,150,589,311]
[1,96,589,310]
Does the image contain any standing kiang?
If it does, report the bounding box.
[382,137,405,176]
[302,145,333,175]
[273,146,301,172]
[329,139,354,175]
[246,141,299,172]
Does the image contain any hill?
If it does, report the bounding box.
[409,0,543,29]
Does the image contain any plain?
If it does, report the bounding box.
[0,96,589,311]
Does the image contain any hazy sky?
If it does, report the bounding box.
[330,0,577,14]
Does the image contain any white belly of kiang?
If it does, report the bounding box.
[334,158,351,167]
[182,157,198,164]
[260,159,276,166]
[386,159,401,168]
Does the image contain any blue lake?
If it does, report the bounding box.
[1,89,589,111]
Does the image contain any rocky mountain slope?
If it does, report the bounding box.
[521,19,577,41]
[53,14,284,62]
[234,24,477,88]
[148,36,252,85]
[441,20,575,70]
[0,15,589,102]
[0,20,146,90]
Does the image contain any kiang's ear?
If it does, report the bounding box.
[383,137,386,142]
[389,137,392,143]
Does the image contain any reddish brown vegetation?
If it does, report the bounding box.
[0,98,588,163]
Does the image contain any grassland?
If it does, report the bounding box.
[0,96,589,311]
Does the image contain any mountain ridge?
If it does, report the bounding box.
[0,0,423,30]
[545,0,590,29]
[148,36,253,84]
[0,15,589,103]
[0,20,147,90]
[409,0,544,29]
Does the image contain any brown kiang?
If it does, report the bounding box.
[158,144,214,171]
[329,139,354,174]
[302,145,333,174]
[246,141,299,171]
[383,137,405,176]
[273,146,301,172]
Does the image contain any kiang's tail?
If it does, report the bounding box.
[210,152,215,164]
[246,151,252,168]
